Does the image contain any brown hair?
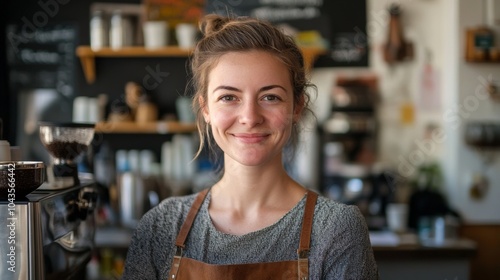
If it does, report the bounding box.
[190,14,315,163]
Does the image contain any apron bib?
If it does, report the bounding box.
[168,189,318,280]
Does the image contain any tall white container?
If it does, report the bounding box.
[109,10,133,50]
[90,10,107,50]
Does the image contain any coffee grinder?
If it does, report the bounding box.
[39,122,95,188]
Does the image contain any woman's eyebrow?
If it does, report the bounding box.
[212,85,286,93]
[260,85,287,92]
[213,85,241,93]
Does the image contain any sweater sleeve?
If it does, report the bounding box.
[322,205,379,280]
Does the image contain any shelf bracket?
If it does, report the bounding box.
[76,47,96,84]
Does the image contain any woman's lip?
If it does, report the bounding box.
[232,133,269,143]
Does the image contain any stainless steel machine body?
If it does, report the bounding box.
[0,180,97,280]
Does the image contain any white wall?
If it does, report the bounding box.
[369,0,446,169]
[449,0,500,223]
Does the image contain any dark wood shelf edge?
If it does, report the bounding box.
[76,45,327,84]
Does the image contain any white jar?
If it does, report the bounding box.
[109,10,132,49]
[90,10,107,50]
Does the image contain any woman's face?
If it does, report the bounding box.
[203,50,302,167]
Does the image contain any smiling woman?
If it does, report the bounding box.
[123,14,379,280]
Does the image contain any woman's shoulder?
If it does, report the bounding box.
[314,192,357,212]
[313,193,365,225]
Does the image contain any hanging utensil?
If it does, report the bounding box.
[383,3,414,64]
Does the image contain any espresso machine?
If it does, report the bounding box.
[0,122,98,280]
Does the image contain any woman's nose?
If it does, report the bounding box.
[239,100,264,126]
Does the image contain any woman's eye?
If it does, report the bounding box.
[262,95,281,102]
[219,95,236,102]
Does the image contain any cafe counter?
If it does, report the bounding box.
[370,232,477,280]
[93,228,477,280]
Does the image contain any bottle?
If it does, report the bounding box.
[86,254,100,280]
[116,149,145,228]
[93,142,114,187]
[109,10,132,50]
[90,10,107,50]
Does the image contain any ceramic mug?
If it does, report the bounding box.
[143,21,169,49]
[176,23,197,49]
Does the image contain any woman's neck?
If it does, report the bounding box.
[211,157,305,212]
[208,157,306,235]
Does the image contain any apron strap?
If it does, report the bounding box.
[170,188,210,279]
[175,188,210,248]
[297,191,318,280]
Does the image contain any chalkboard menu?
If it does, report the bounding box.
[5,23,77,96]
[205,0,368,67]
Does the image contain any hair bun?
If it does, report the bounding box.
[199,14,231,36]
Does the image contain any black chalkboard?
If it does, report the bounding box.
[5,23,78,96]
[205,0,368,67]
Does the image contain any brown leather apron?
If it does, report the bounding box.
[167,189,318,280]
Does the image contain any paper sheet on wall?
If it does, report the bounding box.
[418,63,441,112]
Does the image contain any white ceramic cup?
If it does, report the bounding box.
[143,21,169,49]
[73,96,89,123]
[176,23,197,49]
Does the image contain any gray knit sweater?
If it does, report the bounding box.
[122,190,378,279]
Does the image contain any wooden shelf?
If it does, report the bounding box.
[465,58,500,63]
[95,121,197,134]
[76,46,193,83]
[76,45,327,84]
[76,46,193,57]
